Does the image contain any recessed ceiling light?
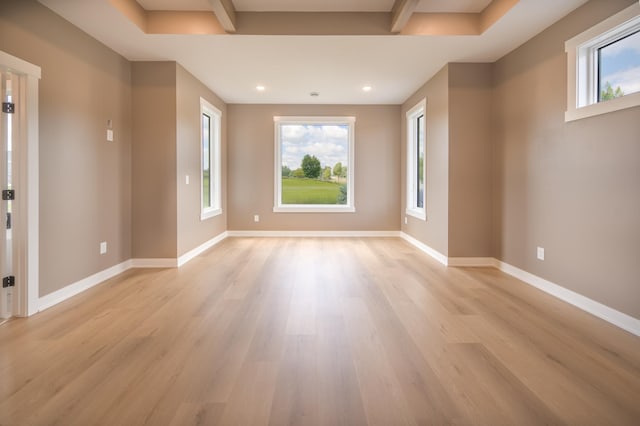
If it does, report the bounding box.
[310,92,319,97]
[363,85,372,92]
[256,85,265,91]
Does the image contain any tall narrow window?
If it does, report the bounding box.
[200,98,221,220]
[416,113,425,209]
[406,99,426,220]
[274,116,355,213]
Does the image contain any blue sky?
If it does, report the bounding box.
[600,30,640,95]
[280,124,348,170]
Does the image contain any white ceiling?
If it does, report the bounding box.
[136,0,495,13]
[38,0,589,104]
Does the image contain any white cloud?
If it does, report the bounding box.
[280,124,349,169]
[604,66,640,95]
[600,32,640,58]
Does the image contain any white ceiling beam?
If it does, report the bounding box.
[391,0,419,33]
[209,0,237,33]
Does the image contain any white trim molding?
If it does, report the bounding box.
[130,258,178,268]
[399,232,448,265]
[0,50,41,317]
[38,260,132,312]
[494,260,640,337]
[200,97,222,221]
[273,116,356,213]
[399,232,639,336]
[177,231,228,266]
[565,3,640,122]
[228,230,400,238]
[447,257,496,267]
[406,99,427,221]
[35,232,230,313]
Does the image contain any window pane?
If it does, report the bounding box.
[416,114,425,209]
[280,123,349,205]
[202,113,211,209]
[598,30,640,102]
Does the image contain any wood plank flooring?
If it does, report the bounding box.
[1,237,639,425]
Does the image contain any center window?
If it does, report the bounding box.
[274,116,355,213]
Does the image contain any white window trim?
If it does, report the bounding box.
[406,99,426,221]
[273,116,356,213]
[565,3,640,122]
[200,98,222,220]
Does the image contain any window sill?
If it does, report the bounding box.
[406,208,426,221]
[565,91,640,122]
[274,205,356,213]
[201,208,222,221]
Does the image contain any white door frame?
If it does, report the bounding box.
[0,50,40,317]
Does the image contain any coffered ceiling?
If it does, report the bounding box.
[38,0,589,104]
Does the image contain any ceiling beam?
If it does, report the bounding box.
[209,0,237,33]
[391,0,419,33]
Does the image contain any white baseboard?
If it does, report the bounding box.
[35,234,230,313]
[227,230,401,238]
[447,257,496,267]
[38,260,132,312]
[177,231,228,267]
[399,232,448,265]
[130,258,177,268]
[494,260,640,337]
[34,233,640,337]
[399,231,639,336]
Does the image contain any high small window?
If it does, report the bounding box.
[200,98,221,220]
[406,99,426,220]
[598,30,640,102]
[566,3,640,121]
[274,116,355,213]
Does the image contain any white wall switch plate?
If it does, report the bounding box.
[100,241,107,254]
[185,175,190,185]
[537,246,545,260]
[106,129,113,142]
[254,215,260,223]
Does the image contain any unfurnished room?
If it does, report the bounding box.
[0,0,639,424]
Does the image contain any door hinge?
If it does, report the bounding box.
[2,189,15,200]
[2,276,15,288]
[2,102,14,114]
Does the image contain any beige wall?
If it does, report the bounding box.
[400,63,493,258]
[132,62,177,259]
[227,104,400,231]
[448,63,493,257]
[0,0,132,297]
[176,64,227,256]
[492,0,640,317]
[401,66,450,255]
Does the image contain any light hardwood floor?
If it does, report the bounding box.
[1,237,639,425]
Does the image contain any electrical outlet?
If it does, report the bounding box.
[100,241,107,255]
[106,129,113,142]
[254,215,260,223]
[404,216,408,225]
[185,175,190,185]
[537,246,544,261]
